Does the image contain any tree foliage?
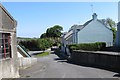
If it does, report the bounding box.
[111,27,116,42]
[19,38,53,51]
[106,18,116,28]
[37,38,53,50]
[106,18,116,42]
[40,25,63,38]
[40,33,47,38]
[40,25,63,46]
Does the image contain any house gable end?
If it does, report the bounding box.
[97,20,112,31]
[77,19,113,46]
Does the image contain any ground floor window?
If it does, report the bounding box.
[0,33,11,59]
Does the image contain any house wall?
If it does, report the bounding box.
[61,30,73,53]
[77,20,113,47]
[2,9,15,30]
[0,4,19,79]
[1,32,19,78]
[66,35,73,44]
[1,58,19,78]
[61,36,65,53]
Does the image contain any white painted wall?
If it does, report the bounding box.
[77,20,113,47]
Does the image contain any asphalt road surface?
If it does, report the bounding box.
[19,54,119,78]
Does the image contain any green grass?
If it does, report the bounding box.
[36,52,49,57]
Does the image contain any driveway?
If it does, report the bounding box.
[19,53,119,78]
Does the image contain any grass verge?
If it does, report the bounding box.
[36,52,49,57]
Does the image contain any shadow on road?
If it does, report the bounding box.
[54,58,66,60]
[53,49,120,77]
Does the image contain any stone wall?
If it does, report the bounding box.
[70,50,120,70]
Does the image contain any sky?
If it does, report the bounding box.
[1,0,119,2]
[1,2,118,38]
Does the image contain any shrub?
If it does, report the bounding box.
[67,44,78,50]
[19,39,40,51]
[68,42,106,51]
[37,38,50,50]
[19,38,54,51]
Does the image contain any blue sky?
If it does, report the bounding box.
[1,2,118,38]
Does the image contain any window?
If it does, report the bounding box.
[0,33,11,59]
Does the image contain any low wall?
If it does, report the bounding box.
[0,58,19,79]
[18,57,37,69]
[70,50,120,70]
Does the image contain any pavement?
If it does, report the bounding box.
[19,53,119,78]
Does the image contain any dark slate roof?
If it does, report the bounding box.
[83,19,93,27]
[69,24,84,32]
[76,25,84,30]
[69,14,112,33]
[81,19,112,31]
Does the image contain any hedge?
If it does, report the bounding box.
[19,38,54,51]
[68,42,106,51]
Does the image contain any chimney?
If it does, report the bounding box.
[92,13,97,20]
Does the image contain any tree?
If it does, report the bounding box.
[40,25,63,38]
[37,38,53,50]
[46,28,53,37]
[106,18,116,28]
[46,25,63,38]
[106,18,116,43]
[39,25,63,47]
[40,33,47,38]
[53,25,63,37]
[111,27,116,42]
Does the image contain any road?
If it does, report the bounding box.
[19,53,119,78]
[28,48,52,56]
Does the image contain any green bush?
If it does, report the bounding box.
[67,44,78,50]
[19,38,54,51]
[19,39,40,51]
[68,42,106,51]
[37,38,53,50]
